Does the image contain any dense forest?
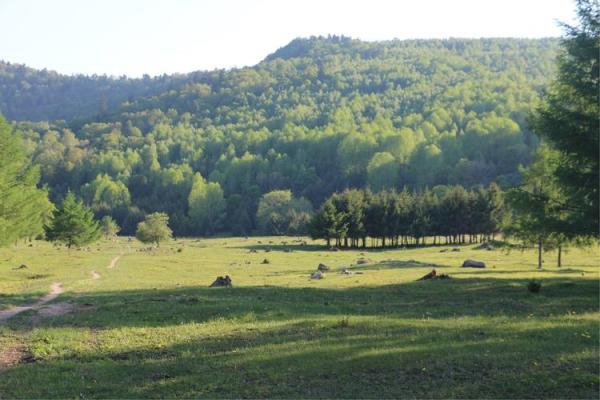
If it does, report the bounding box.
[2,37,561,235]
[0,61,197,121]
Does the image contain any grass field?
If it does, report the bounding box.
[0,237,598,398]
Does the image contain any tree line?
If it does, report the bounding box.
[309,184,503,248]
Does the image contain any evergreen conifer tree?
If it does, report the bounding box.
[45,192,101,248]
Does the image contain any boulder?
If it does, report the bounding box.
[317,263,329,272]
[462,260,486,268]
[356,258,372,265]
[261,258,270,264]
[209,275,232,287]
[311,271,323,280]
[474,242,494,251]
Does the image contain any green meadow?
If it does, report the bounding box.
[0,237,598,398]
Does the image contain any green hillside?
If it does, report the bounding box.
[4,37,560,234]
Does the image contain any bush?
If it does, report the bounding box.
[527,280,542,293]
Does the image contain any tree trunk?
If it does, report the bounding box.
[537,238,543,269]
[558,245,562,268]
[326,238,330,247]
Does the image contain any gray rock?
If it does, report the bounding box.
[311,271,323,279]
[474,242,494,250]
[462,260,486,268]
[317,263,329,271]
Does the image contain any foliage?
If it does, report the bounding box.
[532,0,599,237]
[256,190,313,235]
[135,212,172,246]
[504,146,567,268]
[0,116,53,245]
[310,184,503,248]
[44,192,101,248]
[100,216,120,239]
[187,174,226,235]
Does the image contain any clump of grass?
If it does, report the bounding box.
[336,316,351,328]
[527,280,542,293]
[177,247,183,253]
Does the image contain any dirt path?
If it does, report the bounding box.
[0,283,63,323]
[107,254,122,269]
[0,344,28,373]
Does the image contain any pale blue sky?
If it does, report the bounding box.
[0,0,576,77]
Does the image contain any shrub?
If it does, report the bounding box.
[527,280,542,293]
[336,316,351,328]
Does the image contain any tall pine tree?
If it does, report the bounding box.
[0,115,53,245]
[532,0,599,237]
[45,192,101,248]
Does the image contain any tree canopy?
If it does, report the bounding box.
[135,212,172,246]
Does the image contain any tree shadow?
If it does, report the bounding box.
[450,268,588,276]
[1,310,597,398]
[3,277,597,332]
[234,243,330,252]
[0,275,597,397]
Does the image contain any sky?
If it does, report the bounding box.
[0,0,577,77]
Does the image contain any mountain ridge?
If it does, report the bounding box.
[1,36,558,122]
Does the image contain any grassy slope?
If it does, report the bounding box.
[0,237,598,398]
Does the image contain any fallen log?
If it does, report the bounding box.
[417,269,451,281]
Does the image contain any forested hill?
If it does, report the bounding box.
[8,36,560,235]
[0,61,204,121]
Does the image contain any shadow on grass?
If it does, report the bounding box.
[450,268,588,276]
[0,276,598,398]
[3,277,598,332]
[1,297,598,398]
[235,243,328,252]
